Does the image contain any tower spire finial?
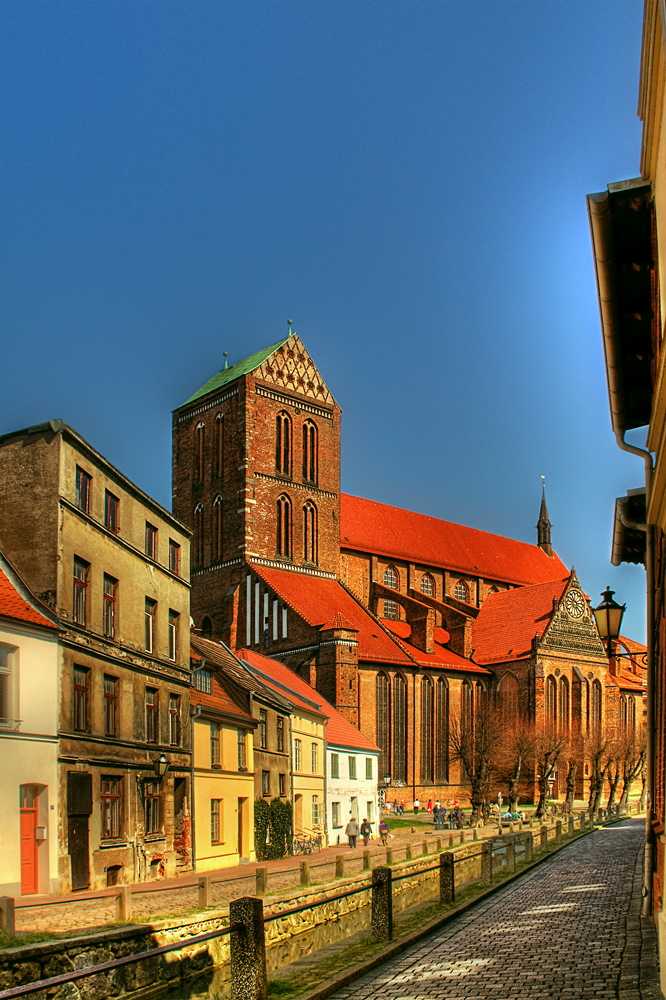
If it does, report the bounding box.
[537,476,552,556]
[223,351,228,370]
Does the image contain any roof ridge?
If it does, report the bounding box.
[181,337,290,407]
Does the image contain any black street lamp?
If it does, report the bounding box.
[152,753,170,781]
[593,587,626,657]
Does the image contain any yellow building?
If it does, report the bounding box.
[190,646,257,870]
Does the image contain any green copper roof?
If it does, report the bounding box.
[181,338,290,406]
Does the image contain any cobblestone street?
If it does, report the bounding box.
[328,819,662,1000]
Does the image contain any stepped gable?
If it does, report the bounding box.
[380,619,491,675]
[251,564,415,665]
[180,331,336,408]
[471,577,570,664]
[340,493,568,586]
[238,646,380,754]
[0,554,57,630]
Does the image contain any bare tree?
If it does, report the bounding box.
[533,725,568,819]
[587,728,613,814]
[449,701,503,825]
[618,733,646,810]
[495,716,536,812]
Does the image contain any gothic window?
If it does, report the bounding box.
[194,422,205,482]
[194,503,204,567]
[498,672,519,721]
[383,565,399,620]
[454,580,470,603]
[393,673,407,784]
[277,494,292,559]
[546,675,557,725]
[559,677,569,730]
[461,679,474,774]
[303,501,318,564]
[435,678,449,783]
[302,420,318,484]
[619,694,627,731]
[420,573,434,597]
[628,695,636,734]
[214,413,224,478]
[213,495,223,562]
[276,412,292,477]
[420,676,434,784]
[376,672,391,781]
[591,679,602,730]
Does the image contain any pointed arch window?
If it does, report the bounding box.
[303,501,318,564]
[383,565,399,620]
[461,679,475,776]
[619,694,628,731]
[393,673,407,784]
[277,494,292,559]
[213,496,223,562]
[194,422,205,483]
[435,678,449,782]
[276,412,292,477]
[628,695,636,734]
[376,672,391,781]
[420,676,434,784]
[454,580,470,603]
[559,677,569,730]
[591,679,602,730]
[214,413,224,479]
[498,673,519,721]
[302,420,318,485]
[194,503,204,567]
[420,573,434,597]
[546,675,557,725]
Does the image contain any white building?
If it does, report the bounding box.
[326,710,380,846]
[0,552,60,896]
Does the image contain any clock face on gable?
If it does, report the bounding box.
[564,589,586,619]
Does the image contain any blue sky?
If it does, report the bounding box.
[0,1,649,640]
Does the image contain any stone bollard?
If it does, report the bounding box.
[555,821,562,845]
[422,840,428,857]
[335,855,345,878]
[540,825,548,850]
[405,844,412,861]
[255,866,268,896]
[439,852,455,905]
[300,861,310,885]
[448,834,454,848]
[371,866,393,943]
[481,840,492,885]
[568,816,575,837]
[363,849,371,871]
[509,823,515,833]
[230,897,267,1000]
[504,835,515,872]
[0,897,15,935]
[116,886,132,922]
[386,848,393,866]
[198,876,212,908]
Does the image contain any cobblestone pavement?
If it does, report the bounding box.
[328,819,663,1000]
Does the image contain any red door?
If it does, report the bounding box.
[20,807,38,895]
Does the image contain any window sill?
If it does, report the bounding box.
[100,840,128,849]
[211,764,222,770]
[145,835,165,843]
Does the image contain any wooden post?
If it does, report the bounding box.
[198,876,211,908]
[230,897,267,1000]
[439,853,455,905]
[255,866,268,896]
[116,886,132,922]
[371,866,393,943]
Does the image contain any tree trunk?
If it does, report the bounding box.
[565,760,577,813]
[640,776,648,811]
[619,780,632,810]
[508,754,523,813]
[535,775,549,818]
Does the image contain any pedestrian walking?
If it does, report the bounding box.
[414,797,420,815]
[433,804,439,826]
[360,817,372,846]
[345,817,359,848]
[379,819,388,845]
[427,799,432,815]
[399,799,404,815]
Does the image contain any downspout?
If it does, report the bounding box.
[190,704,203,871]
[615,431,655,916]
[412,670,416,807]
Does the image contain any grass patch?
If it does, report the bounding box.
[0,929,61,950]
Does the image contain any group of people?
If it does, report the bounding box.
[344,817,373,848]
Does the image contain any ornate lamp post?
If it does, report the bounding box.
[593,587,626,658]
[152,753,170,782]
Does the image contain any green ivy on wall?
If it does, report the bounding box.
[254,797,293,860]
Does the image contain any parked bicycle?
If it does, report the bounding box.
[291,833,322,855]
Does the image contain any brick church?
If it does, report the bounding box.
[172,331,645,803]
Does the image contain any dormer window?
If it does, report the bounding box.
[454,580,470,603]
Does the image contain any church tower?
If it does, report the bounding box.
[537,484,553,557]
[172,328,342,638]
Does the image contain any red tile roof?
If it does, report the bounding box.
[0,558,57,630]
[251,565,415,665]
[238,647,380,753]
[379,619,491,675]
[340,494,568,587]
[472,577,570,664]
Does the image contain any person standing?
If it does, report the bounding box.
[360,817,372,846]
[414,797,420,815]
[379,819,388,845]
[346,816,359,848]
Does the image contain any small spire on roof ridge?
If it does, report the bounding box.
[537,478,552,557]
[223,351,228,370]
